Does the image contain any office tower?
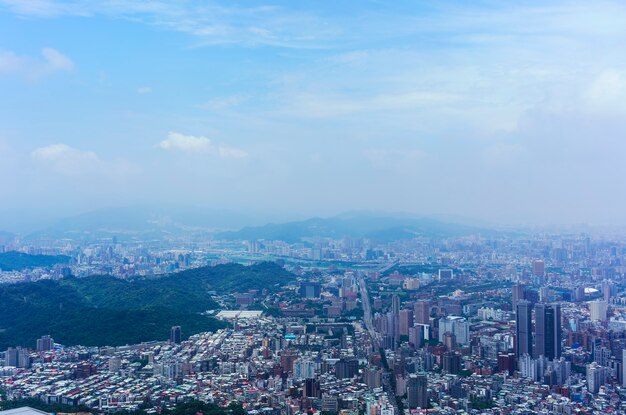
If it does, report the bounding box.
[603,281,615,302]
[590,300,608,322]
[442,351,461,374]
[409,326,423,349]
[299,281,321,298]
[406,373,428,409]
[498,352,516,375]
[170,326,182,344]
[534,303,562,360]
[385,311,400,343]
[532,260,545,277]
[304,378,320,398]
[335,357,359,379]
[4,347,18,367]
[593,346,611,367]
[365,368,382,390]
[17,348,31,369]
[512,284,525,309]
[443,332,456,350]
[438,316,470,345]
[406,374,419,409]
[399,309,414,336]
[414,300,430,325]
[587,362,609,393]
[36,335,54,352]
[294,357,317,379]
[516,300,532,357]
[280,349,300,374]
[392,295,400,316]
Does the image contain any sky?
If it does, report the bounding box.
[1,0,626,230]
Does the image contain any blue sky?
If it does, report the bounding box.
[1,0,626,229]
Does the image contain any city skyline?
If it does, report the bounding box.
[2,0,626,227]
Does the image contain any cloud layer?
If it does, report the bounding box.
[158,132,248,158]
[1,1,626,228]
[0,48,73,79]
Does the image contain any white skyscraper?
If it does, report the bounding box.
[590,300,608,322]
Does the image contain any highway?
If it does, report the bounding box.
[358,274,380,349]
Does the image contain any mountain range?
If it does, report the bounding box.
[12,207,500,243]
[216,212,496,243]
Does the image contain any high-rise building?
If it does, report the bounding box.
[603,281,616,302]
[587,362,609,393]
[399,309,414,336]
[36,335,54,352]
[534,303,562,360]
[303,378,320,398]
[438,316,469,345]
[590,300,608,322]
[293,357,317,379]
[335,357,359,379]
[409,326,423,349]
[512,284,525,310]
[516,300,532,357]
[365,367,382,390]
[532,260,545,277]
[414,301,430,325]
[443,332,456,350]
[170,326,182,344]
[407,373,428,409]
[299,282,321,298]
[4,347,18,367]
[280,349,299,374]
[16,347,31,369]
[442,351,461,374]
[392,295,400,316]
[498,352,516,375]
[593,346,611,367]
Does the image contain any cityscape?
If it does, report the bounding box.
[2,226,626,414]
[2,1,626,415]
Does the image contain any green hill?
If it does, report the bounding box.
[0,262,293,349]
[0,251,70,271]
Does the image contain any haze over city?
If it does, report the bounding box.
[2,0,626,230]
[6,2,626,415]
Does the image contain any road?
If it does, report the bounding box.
[358,267,401,414]
[358,274,380,349]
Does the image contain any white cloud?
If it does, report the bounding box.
[218,146,248,158]
[0,48,73,79]
[41,47,74,71]
[0,0,335,48]
[158,132,212,152]
[158,132,248,158]
[584,69,626,113]
[31,144,136,177]
[136,86,153,94]
[32,143,97,172]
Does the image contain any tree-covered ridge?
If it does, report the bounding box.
[0,251,70,271]
[170,261,295,293]
[0,262,293,349]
